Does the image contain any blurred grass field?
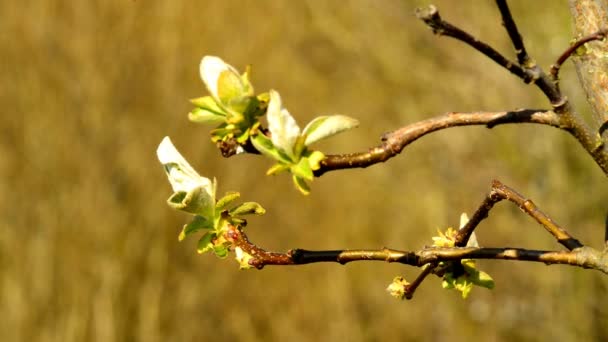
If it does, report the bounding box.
[2,1,608,341]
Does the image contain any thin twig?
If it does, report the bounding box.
[315,109,558,176]
[414,4,608,173]
[415,5,528,81]
[550,29,608,81]
[495,0,531,66]
[415,5,564,109]
[404,263,436,300]
[456,180,584,251]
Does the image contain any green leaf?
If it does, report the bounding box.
[442,272,474,299]
[197,231,216,254]
[216,191,241,212]
[188,107,226,124]
[291,157,313,181]
[235,129,250,144]
[166,186,215,218]
[179,215,213,241]
[225,97,253,123]
[302,115,359,146]
[229,202,266,216]
[462,260,495,289]
[292,175,310,195]
[251,133,292,164]
[266,163,291,176]
[213,245,229,258]
[190,96,226,113]
[210,126,233,142]
[217,69,247,106]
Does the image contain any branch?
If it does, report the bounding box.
[415,5,562,106]
[414,4,608,175]
[415,5,528,82]
[225,224,608,274]
[550,29,608,81]
[495,0,531,67]
[456,180,584,250]
[315,109,559,176]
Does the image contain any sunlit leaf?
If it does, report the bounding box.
[213,245,229,258]
[216,191,241,212]
[229,202,266,216]
[251,133,292,164]
[302,115,359,146]
[292,175,310,195]
[197,231,216,254]
[179,215,213,241]
[291,157,314,181]
[200,56,246,103]
[166,186,215,218]
[188,107,226,124]
[157,137,214,195]
[266,163,291,176]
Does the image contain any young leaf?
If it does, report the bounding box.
[188,107,226,124]
[462,260,495,289]
[179,215,214,241]
[217,68,249,105]
[158,137,216,218]
[216,191,241,212]
[442,273,474,299]
[251,133,292,164]
[292,175,311,195]
[229,202,266,216]
[200,56,248,104]
[166,186,215,217]
[291,157,314,181]
[197,231,216,254]
[266,90,300,158]
[157,137,215,195]
[213,245,229,258]
[303,115,359,146]
[266,163,291,176]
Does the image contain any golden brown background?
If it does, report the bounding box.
[3,1,607,341]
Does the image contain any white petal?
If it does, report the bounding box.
[199,56,239,100]
[266,90,300,156]
[157,137,213,194]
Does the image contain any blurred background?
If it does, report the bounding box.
[2,1,607,341]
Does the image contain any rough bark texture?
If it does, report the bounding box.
[569,0,608,142]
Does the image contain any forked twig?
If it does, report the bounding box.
[223,180,607,299]
[456,180,583,250]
